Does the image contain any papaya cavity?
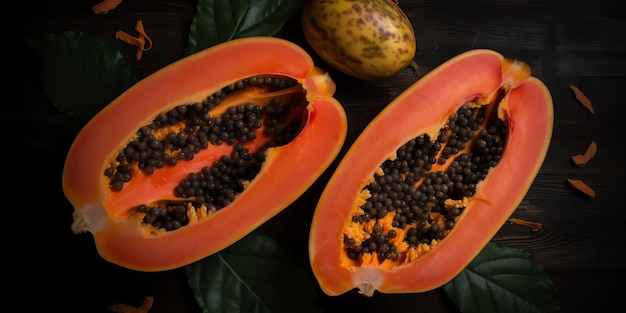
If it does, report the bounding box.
[341,85,509,269]
[100,76,308,232]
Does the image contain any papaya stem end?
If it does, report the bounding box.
[409,60,420,77]
[71,210,89,234]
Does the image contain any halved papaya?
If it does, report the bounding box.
[309,49,553,296]
[63,36,347,271]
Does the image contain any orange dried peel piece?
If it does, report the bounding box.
[567,178,596,198]
[569,84,595,115]
[115,20,153,61]
[135,20,153,51]
[508,217,542,232]
[107,296,153,313]
[571,140,597,167]
[92,0,123,15]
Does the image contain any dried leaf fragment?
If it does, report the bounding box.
[92,0,123,15]
[508,217,542,232]
[108,296,153,313]
[567,178,596,198]
[115,20,153,61]
[571,141,597,167]
[569,84,595,115]
[571,154,586,166]
[583,141,598,159]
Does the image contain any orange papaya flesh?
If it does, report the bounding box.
[63,37,347,271]
[309,49,553,296]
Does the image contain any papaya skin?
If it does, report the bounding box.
[302,0,416,80]
[63,37,347,271]
[309,49,553,296]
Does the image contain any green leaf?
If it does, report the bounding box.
[186,231,323,313]
[444,242,560,313]
[185,0,305,56]
[28,31,137,123]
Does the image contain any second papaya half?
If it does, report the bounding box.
[309,49,553,296]
[63,37,347,271]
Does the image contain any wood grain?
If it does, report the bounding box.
[6,0,625,312]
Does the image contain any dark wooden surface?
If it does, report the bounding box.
[7,1,626,312]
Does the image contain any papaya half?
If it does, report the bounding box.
[309,49,553,296]
[62,36,347,271]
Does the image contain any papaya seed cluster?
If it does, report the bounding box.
[345,100,507,265]
[104,76,304,231]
